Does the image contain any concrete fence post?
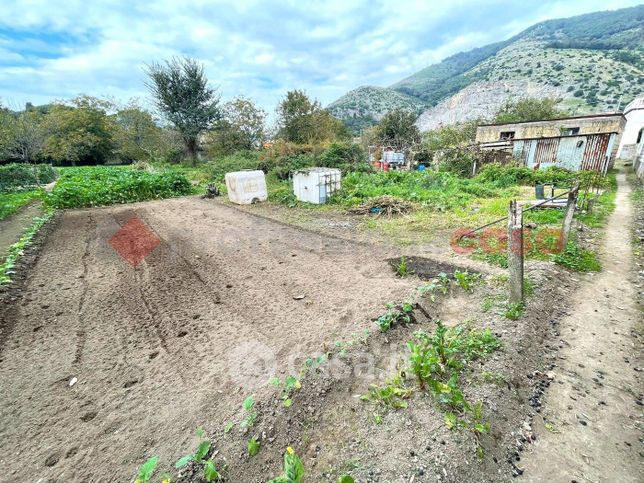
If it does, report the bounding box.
[560,184,579,249]
[508,200,524,305]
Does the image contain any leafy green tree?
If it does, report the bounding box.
[210,96,267,155]
[276,90,347,144]
[494,98,562,124]
[145,57,221,164]
[5,110,45,163]
[421,121,478,176]
[374,109,420,144]
[41,96,116,165]
[113,100,168,162]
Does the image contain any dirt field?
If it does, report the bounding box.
[0,197,416,482]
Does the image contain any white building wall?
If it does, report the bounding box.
[617,95,644,159]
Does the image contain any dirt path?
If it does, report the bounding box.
[0,197,417,482]
[521,171,643,482]
[0,202,44,258]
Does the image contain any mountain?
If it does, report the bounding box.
[328,5,644,133]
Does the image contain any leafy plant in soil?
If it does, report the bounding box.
[240,395,257,429]
[134,456,158,483]
[453,270,481,292]
[395,256,411,277]
[247,436,260,456]
[175,427,220,481]
[269,375,302,407]
[267,447,305,483]
[375,302,414,332]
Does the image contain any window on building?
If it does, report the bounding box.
[499,131,515,141]
[561,127,580,136]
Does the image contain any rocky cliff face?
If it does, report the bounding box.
[415,80,567,131]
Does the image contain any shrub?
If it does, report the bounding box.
[0,163,57,191]
[46,166,194,209]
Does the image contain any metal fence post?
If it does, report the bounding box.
[508,200,524,304]
[560,184,579,249]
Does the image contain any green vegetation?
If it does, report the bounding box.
[134,456,158,483]
[267,447,305,483]
[269,375,302,408]
[0,189,44,220]
[1,211,54,284]
[375,302,414,332]
[247,437,260,456]
[395,256,410,277]
[174,427,221,481]
[554,241,601,272]
[494,97,561,124]
[46,166,194,209]
[240,395,257,429]
[362,320,501,455]
[0,163,57,191]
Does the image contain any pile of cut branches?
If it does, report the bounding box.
[349,195,413,218]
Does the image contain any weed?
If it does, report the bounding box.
[376,302,414,332]
[481,371,506,386]
[523,277,535,296]
[472,249,509,268]
[373,413,383,425]
[224,422,234,433]
[453,270,481,292]
[553,241,601,272]
[247,437,260,456]
[396,256,411,277]
[135,456,158,483]
[504,302,524,320]
[360,373,412,409]
[338,476,355,483]
[267,447,305,483]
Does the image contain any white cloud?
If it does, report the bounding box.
[0,0,641,113]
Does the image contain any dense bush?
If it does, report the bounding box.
[46,166,194,208]
[331,170,505,211]
[0,163,57,191]
[475,163,599,188]
[203,142,370,182]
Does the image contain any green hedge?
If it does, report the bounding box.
[46,166,194,209]
[0,163,57,191]
[476,163,600,188]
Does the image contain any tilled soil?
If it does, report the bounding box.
[0,197,417,482]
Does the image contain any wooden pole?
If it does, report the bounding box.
[508,200,524,304]
[560,184,579,249]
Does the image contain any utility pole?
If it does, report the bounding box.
[508,200,524,304]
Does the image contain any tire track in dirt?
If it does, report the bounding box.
[73,213,94,366]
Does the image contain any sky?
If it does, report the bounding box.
[0,0,642,115]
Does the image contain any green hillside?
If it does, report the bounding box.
[328,5,644,133]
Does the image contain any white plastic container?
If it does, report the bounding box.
[292,167,341,204]
[225,170,268,205]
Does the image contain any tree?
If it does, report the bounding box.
[421,121,479,176]
[41,96,116,165]
[374,109,420,144]
[210,97,266,155]
[276,90,347,144]
[5,111,45,163]
[494,98,562,124]
[113,100,168,162]
[146,57,221,164]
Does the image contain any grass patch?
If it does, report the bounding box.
[554,241,601,272]
[0,189,44,220]
[46,166,195,209]
[1,211,54,284]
